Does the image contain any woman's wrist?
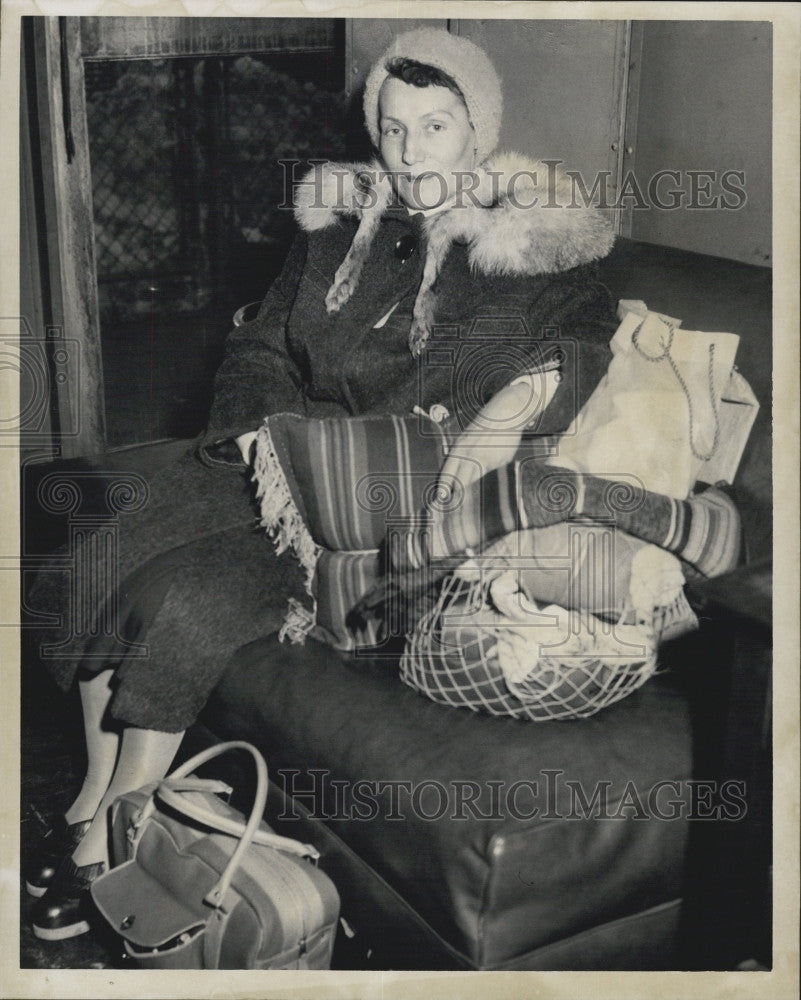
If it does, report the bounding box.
[202,438,242,465]
[235,431,259,465]
[507,367,561,429]
[200,430,258,467]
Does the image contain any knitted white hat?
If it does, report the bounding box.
[362,28,503,165]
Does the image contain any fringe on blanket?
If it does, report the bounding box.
[278,598,317,645]
[253,420,320,644]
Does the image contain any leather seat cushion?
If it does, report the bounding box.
[204,633,692,968]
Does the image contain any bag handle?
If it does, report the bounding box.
[136,741,317,909]
[159,777,233,796]
[156,782,319,860]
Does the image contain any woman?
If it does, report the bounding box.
[27,27,621,939]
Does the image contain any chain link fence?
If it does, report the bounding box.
[85,52,347,323]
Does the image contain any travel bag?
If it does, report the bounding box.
[91,741,340,969]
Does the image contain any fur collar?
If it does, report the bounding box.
[293,152,615,356]
[294,151,615,277]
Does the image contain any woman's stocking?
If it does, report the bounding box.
[71,727,184,868]
[64,669,120,825]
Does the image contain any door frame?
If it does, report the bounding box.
[26,17,105,458]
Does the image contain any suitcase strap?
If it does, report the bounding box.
[132,741,318,910]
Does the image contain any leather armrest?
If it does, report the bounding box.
[686,560,771,635]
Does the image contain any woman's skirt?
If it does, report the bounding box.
[25,450,306,732]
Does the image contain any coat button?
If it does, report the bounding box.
[394,235,418,263]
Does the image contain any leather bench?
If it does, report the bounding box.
[188,237,772,969]
[195,634,693,969]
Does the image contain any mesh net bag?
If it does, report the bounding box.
[399,571,696,722]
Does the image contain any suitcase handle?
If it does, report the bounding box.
[138,741,317,909]
[156,781,319,860]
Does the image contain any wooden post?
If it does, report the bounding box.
[19,20,55,463]
[32,17,105,457]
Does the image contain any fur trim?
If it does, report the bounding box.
[294,153,613,274]
[293,161,394,233]
[438,151,615,275]
[293,153,614,354]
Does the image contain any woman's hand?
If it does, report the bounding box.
[438,368,561,497]
[235,431,258,465]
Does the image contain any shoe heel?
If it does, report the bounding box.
[24,817,93,900]
[32,919,90,941]
[29,856,105,942]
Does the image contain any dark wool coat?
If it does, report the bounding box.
[30,155,617,732]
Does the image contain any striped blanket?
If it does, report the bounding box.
[253,412,448,649]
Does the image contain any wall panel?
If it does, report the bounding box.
[628,21,771,265]
[453,18,628,206]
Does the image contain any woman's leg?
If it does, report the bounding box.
[64,670,120,824]
[71,726,185,868]
[32,725,185,939]
[25,669,120,898]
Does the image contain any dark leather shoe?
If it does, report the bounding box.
[25,816,92,898]
[31,856,105,941]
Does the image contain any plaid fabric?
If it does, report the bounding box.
[400,573,664,722]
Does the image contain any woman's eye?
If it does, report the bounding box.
[427,122,445,133]
[383,126,403,137]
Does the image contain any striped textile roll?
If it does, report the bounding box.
[313,549,381,650]
[278,413,448,552]
[254,411,449,648]
[663,486,742,578]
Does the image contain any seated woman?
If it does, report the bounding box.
[27,27,623,939]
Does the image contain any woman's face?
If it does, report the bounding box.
[378,76,477,211]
